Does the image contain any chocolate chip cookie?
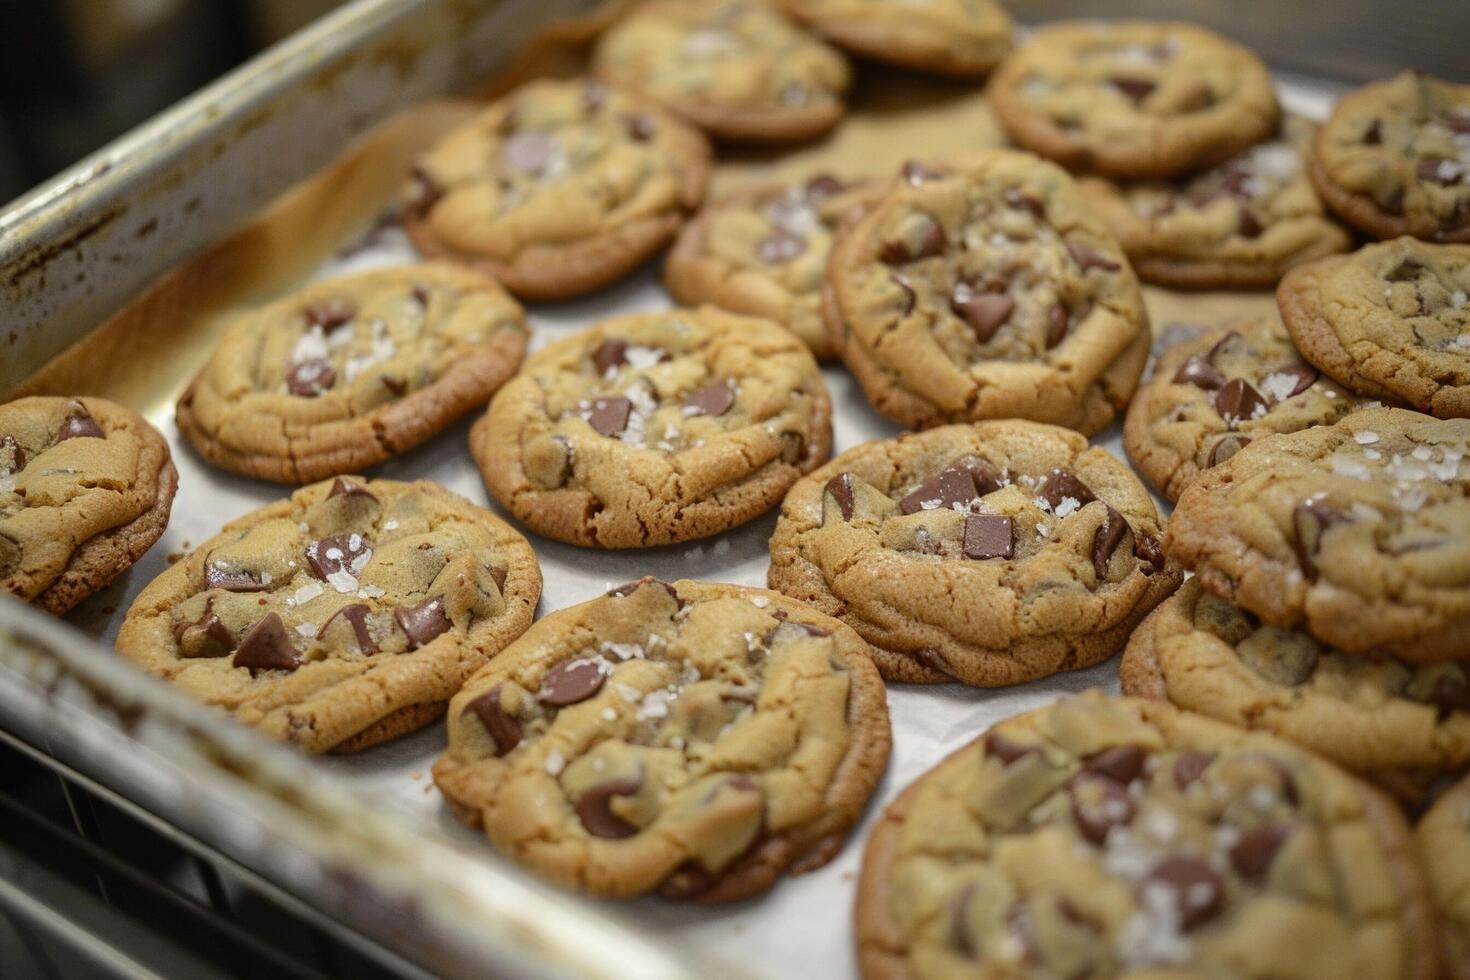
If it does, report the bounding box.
[1418,771,1470,979]
[1309,71,1470,244]
[176,264,527,485]
[473,306,832,548]
[1122,579,1470,805]
[403,77,710,300]
[1279,238,1470,418]
[855,691,1440,980]
[1123,316,1367,502]
[776,0,1013,79]
[988,21,1280,180]
[1166,408,1470,663]
[115,478,541,753]
[432,577,890,902]
[1079,117,1352,289]
[767,420,1180,686]
[824,151,1150,435]
[1,397,176,615]
[664,173,879,361]
[592,0,850,143]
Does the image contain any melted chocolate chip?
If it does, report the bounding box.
[328,477,376,501]
[1173,355,1227,390]
[951,285,1014,343]
[1109,76,1156,104]
[984,731,1034,766]
[1092,506,1129,579]
[304,298,356,331]
[805,174,844,202]
[173,607,235,658]
[1363,118,1382,144]
[381,375,407,397]
[1214,378,1267,424]
[1066,241,1121,273]
[232,613,299,674]
[1084,745,1146,784]
[682,381,734,417]
[587,396,633,437]
[319,603,377,655]
[1046,304,1070,348]
[1207,435,1250,468]
[1445,109,1470,135]
[394,596,450,650]
[1291,501,1350,581]
[1237,205,1264,238]
[1004,188,1045,216]
[900,460,1001,514]
[1428,673,1470,714]
[1173,750,1215,789]
[1070,773,1136,845]
[305,534,372,581]
[286,358,336,397]
[825,472,855,520]
[881,216,945,263]
[757,229,805,263]
[891,273,916,315]
[411,283,430,308]
[1229,823,1290,882]
[465,683,521,755]
[406,165,443,217]
[57,410,104,441]
[1144,857,1223,930]
[502,131,557,175]
[909,647,957,679]
[1416,156,1462,186]
[901,160,945,185]
[577,777,642,838]
[1133,533,1166,569]
[1038,469,1097,511]
[606,577,679,600]
[963,515,1014,560]
[539,659,607,707]
[205,564,268,593]
[592,339,628,376]
[624,113,657,141]
[1272,364,1318,399]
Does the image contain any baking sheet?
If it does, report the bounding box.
[22,60,1340,978]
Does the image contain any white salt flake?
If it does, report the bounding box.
[1054,496,1082,518]
[1354,430,1380,445]
[749,595,770,608]
[544,749,565,776]
[326,569,358,593]
[292,582,324,606]
[294,622,318,639]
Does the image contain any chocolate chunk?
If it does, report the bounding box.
[1385,258,1425,283]
[577,777,642,838]
[1084,745,1145,784]
[173,607,235,658]
[1004,188,1045,216]
[1133,533,1166,569]
[825,472,855,520]
[1271,364,1318,399]
[949,883,977,958]
[1417,156,1462,185]
[984,731,1034,765]
[1428,673,1470,714]
[286,358,336,397]
[1214,378,1267,424]
[410,283,430,308]
[57,409,104,441]
[1205,329,1244,362]
[304,298,356,332]
[205,564,268,593]
[963,515,1014,560]
[1173,355,1227,390]
[1144,857,1223,930]
[1046,304,1070,348]
[757,229,805,263]
[1070,773,1136,845]
[381,375,407,397]
[232,613,299,674]
[488,563,508,593]
[1363,118,1382,144]
[891,273,916,314]
[305,533,372,581]
[592,339,628,376]
[587,396,633,437]
[909,647,957,679]
[502,131,557,175]
[539,658,607,707]
[393,596,450,650]
[1173,750,1215,789]
[1038,469,1097,511]
[900,460,1000,514]
[0,435,24,474]
[1109,76,1156,103]
[1237,205,1264,238]
[1291,501,1349,581]
[881,215,945,263]
[805,174,844,202]
[328,477,376,501]
[1229,823,1290,883]
[1066,241,1121,272]
[319,603,377,655]
[951,284,1014,343]
[406,165,442,217]
[1207,435,1250,468]
[624,113,657,141]
[606,577,678,600]
[682,381,734,417]
[465,683,521,755]
[901,160,945,185]
[1092,506,1129,579]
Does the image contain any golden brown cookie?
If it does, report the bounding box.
[767,421,1180,686]
[1166,408,1470,664]
[1309,71,1470,244]
[855,692,1441,980]
[176,264,527,485]
[1418,772,1470,979]
[403,77,710,300]
[472,306,832,548]
[665,173,880,360]
[988,21,1280,180]
[115,478,541,753]
[1279,238,1470,418]
[824,151,1150,435]
[1,397,176,615]
[1122,578,1470,806]
[1123,317,1367,502]
[776,0,1013,79]
[592,0,850,143]
[433,577,890,902]
[1079,117,1352,289]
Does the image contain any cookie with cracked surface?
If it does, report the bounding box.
[1309,71,1470,244]
[987,21,1280,180]
[1122,578,1470,806]
[767,421,1180,686]
[472,306,832,549]
[1166,408,1470,663]
[855,691,1440,980]
[403,77,710,300]
[776,0,1012,79]
[1279,238,1470,418]
[432,576,891,902]
[592,0,849,143]
[1,397,177,615]
[823,151,1150,435]
[664,173,880,361]
[176,264,527,485]
[1123,317,1367,502]
[1079,117,1352,289]
[1418,772,1470,979]
[115,478,541,753]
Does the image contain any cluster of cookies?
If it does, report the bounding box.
[3,2,1469,976]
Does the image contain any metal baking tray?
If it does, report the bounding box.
[0,1,1363,977]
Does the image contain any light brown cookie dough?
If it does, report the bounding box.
[403,77,710,300]
[1418,772,1470,979]
[432,577,891,902]
[1166,408,1470,664]
[855,692,1441,980]
[1,397,176,615]
[776,0,1013,79]
[115,478,541,753]
[472,306,832,549]
[1123,317,1367,502]
[1079,117,1352,289]
[1122,579,1470,805]
[664,173,880,361]
[1309,71,1470,244]
[767,421,1180,687]
[176,264,527,485]
[987,21,1280,180]
[592,0,850,143]
[1279,238,1470,418]
[824,151,1150,435]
